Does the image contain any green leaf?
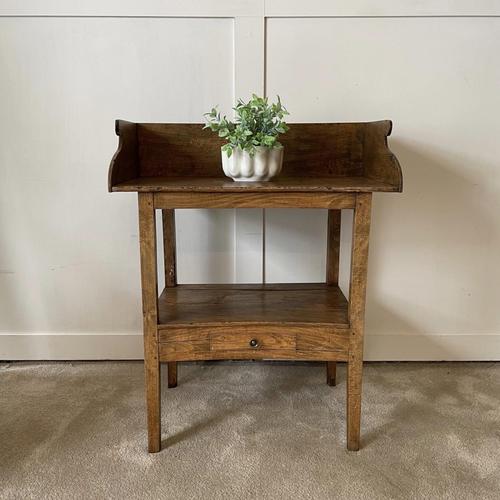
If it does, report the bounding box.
[204,94,289,155]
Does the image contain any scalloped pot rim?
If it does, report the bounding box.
[221,146,284,182]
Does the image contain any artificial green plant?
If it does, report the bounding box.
[204,94,289,157]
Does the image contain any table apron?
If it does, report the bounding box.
[153,192,356,209]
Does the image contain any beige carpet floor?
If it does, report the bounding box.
[0,361,499,499]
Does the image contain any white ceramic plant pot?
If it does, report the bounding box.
[221,146,284,182]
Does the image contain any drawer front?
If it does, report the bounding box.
[159,327,210,360]
[296,331,349,352]
[160,340,209,358]
[158,325,349,361]
[210,328,296,352]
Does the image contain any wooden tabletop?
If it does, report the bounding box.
[112,176,398,193]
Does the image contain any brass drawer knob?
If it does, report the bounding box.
[249,338,259,348]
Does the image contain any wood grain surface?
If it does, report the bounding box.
[346,193,372,451]
[211,330,296,351]
[108,121,402,193]
[159,324,348,342]
[113,176,397,193]
[109,121,397,452]
[327,361,337,387]
[157,284,349,327]
[153,191,356,209]
[364,120,403,191]
[162,209,177,288]
[159,346,349,362]
[138,193,161,453]
[326,208,342,385]
[162,208,178,388]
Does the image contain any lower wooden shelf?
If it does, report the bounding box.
[157,284,350,362]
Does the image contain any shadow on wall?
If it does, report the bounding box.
[251,135,498,345]
[366,137,499,337]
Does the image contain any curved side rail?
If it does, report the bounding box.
[363,120,403,192]
[108,119,138,192]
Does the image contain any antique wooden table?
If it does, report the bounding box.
[109,120,402,452]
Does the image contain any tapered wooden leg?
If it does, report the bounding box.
[144,353,161,453]
[326,210,341,387]
[167,362,177,388]
[326,361,337,386]
[139,193,161,453]
[326,209,341,286]
[347,357,363,451]
[162,209,178,390]
[162,209,177,288]
[346,193,371,451]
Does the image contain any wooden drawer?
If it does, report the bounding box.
[158,325,349,361]
[159,327,209,358]
[211,328,296,352]
[296,331,349,352]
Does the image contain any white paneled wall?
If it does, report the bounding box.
[1,2,499,360]
[266,16,500,359]
[0,16,235,358]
